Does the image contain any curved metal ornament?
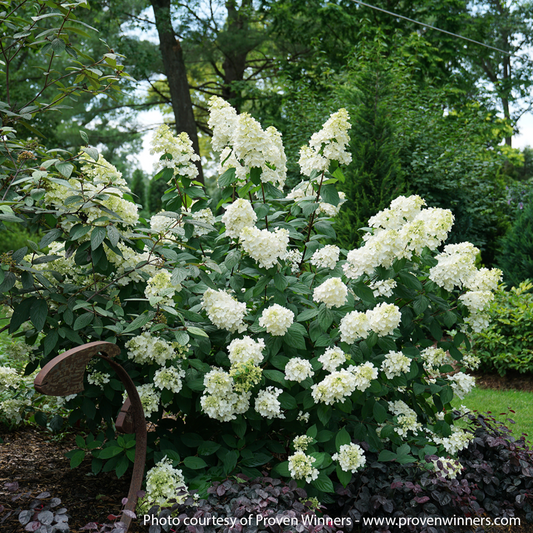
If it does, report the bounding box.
[34,341,146,531]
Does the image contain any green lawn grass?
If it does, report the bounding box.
[452,387,533,441]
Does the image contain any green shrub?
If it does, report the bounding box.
[471,281,533,375]
[0,223,41,256]
[498,195,533,286]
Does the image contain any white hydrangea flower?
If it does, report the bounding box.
[459,290,494,314]
[339,311,370,344]
[143,457,188,510]
[87,371,110,388]
[288,451,319,482]
[462,353,481,370]
[299,109,352,176]
[259,304,294,336]
[351,362,378,392]
[203,368,233,395]
[145,270,180,307]
[369,279,397,298]
[420,346,452,371]
[150,124,200,180]
[208,96,287,189]
[318,347,346,372]
[150,213,185,240]
[429,242,479,291]
[208,96,238,152]
[432,457,463,480]
[332,443,366,473]
[390,400,422,437]
[367,303,402,337]
[227,336,265,366]
[202,288,247,333]
[201,390,251,422]
[125,333,176,365]
[0,397,31,425]
[465,267,502,292]
[311,369,357,405]
[255,386,284,419]
[285,249,304,273]
[368,195,426,232]
[135,384,161,418]
[433,427,474,454]
[293,435,314,452]
[313,277,348,309]
[310,245,340,270]
[154,367,186,394]
[221,198,257,239]
[239,226,289,269]
[381,351,411,379]
[448,372,475,399]
[284,358,314,383]
[297,411,310,423]
[0,367,20,389]
[343,197,454,280]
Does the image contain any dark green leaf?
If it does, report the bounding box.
[30,299,48,331]
[90,227,106,251]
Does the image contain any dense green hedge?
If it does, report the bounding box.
[471,281,533,375]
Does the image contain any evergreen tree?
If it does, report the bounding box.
[498,198,533,287]
[335,51,403,249]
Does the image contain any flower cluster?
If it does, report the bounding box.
[208,96,287,189]
[448,372,475,399]
[255,386,284,419]
[370,279,397,298]
[288,451,319,483]
[339,303,401,344]
[239,226,289,269]
[310,245,340,270]
[154,366,186,394]
[150,124,200,179]
[202,288,247,333]
[135,384,161,418]
[318,347,346,372]
[221,198,257,239]
[141,457,188,511]
[145,270,180,307]
[343,196,454,279]
[380,351,411,379]
[332,443,367,473]
[298,109,352,176]
[313,277,348,309]
[293,435,314,451]
[420,347,451,373]
[433,427,474,454]
[125,333,176,366]
[227,336,265,366]
[284,358,314,382]
[259,304,294,336]
[87,371,110,388]
[389,400,422,437]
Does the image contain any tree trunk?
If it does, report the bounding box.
[151,0,203,182]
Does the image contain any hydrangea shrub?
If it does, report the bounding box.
[1,96,501,505]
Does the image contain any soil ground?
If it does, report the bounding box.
[2,374,533,532]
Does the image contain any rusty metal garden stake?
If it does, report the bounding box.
[34,341,147,532]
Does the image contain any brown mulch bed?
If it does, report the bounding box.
[0,424,143,532]
[474,371,533,393]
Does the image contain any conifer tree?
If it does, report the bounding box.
[498,198,533,286]
[335,51,404,249]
